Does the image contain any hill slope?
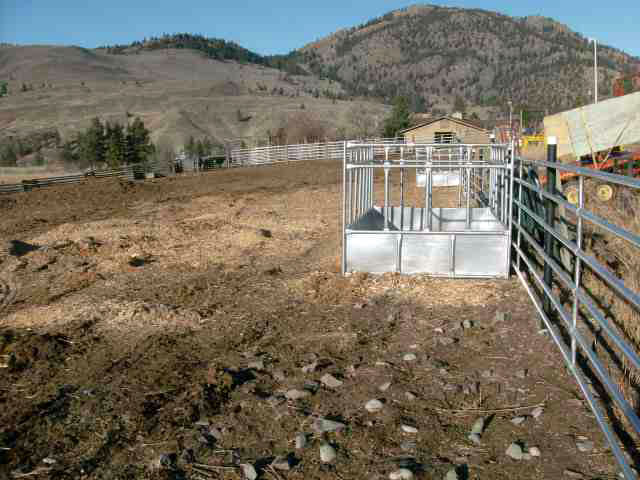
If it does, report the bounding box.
[296,4,640,113]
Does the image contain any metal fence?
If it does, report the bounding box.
[513,138,640,479]
[342,141,513,277]
[229,141,344,166]
[0,162,169,195]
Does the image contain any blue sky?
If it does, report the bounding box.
[1,1,639,57]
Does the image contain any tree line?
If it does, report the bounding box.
[62,117,153,169]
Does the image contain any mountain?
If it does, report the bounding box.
[294,4,640,114]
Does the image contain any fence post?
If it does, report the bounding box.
[543,136,558,324]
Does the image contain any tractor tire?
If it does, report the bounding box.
[596,183,615,203]
[563,180,580,205]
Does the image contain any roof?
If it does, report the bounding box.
[399,116,488,135]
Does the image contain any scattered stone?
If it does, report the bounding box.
[42,458,56,465]
[354,302,368,309]
[302,362,318,373]
[248,359,264,371]
[409,344,418,349]
[241,463,258,480]
[405,391,417,401]
[379,382,392,392]
[154,454,173,469]
[285,389,310,400]
[312,418,346,433]
[401,425,418,434]
[259,229,272,238]
[431,359,449,369]
[481,369,494,378]
[320,373,343,388]
[365,399,384,413]
[576,440,594,453]
[272,369,286,382]
[400,441,416,451]
[403,353,417,362]
[346,365,357,377]
[446,468,459,480]
[462,382,479,395]
[319,443,337,463]
[467,433,482,445]
[462,320,473,329]
[528,446,541,457]
[439,337,456,346]
[506,442,524,460]
[515,369,527,379]
[471,418,485,436]
[511,416,526,426]
[271,455,292,471]
[531,406,544,419]
[195,419,210,427]
[295,433,308,449]
[563,469,585,479]
[208,427,223,441]
[376,361,391,367]
[303,381,320,393]
[434,327,445,334]
[494,311,510,323]
[389,468,414,480]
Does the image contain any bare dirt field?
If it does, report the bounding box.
[0,161,620,479]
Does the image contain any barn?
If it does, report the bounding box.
[399,116,490,144]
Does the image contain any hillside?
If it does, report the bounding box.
[295,5,640,113]
[0,45,387,162]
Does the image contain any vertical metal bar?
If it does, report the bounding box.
[384,147,390,231]
[516,151,524,272]
[505,144,515,278]
[427,167,433,231]
[400,147,405,231]
[572,175,584,365]
[466,166,471,229]
[450,235,456,277]
[543,137,558,321]
[342,142,347,274]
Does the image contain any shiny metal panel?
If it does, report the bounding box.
[454,235,508,277]
[346,233,398,273]
[401,235,451,275]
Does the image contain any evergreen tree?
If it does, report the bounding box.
[382,96,411,138]
[453,95,466,113]
[79,117,106,170]
[0,143,17,166]
[126,117,153,163]
[34,150,45,166]
[61,142,76,164]
[0,82,7,97]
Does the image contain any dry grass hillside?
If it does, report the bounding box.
[0,46,388,154]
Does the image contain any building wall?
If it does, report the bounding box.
[403,119,489,144]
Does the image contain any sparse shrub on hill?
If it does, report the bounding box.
[0,143,17,167]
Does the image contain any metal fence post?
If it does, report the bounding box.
[543,136,558,322]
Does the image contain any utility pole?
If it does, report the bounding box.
[508,100,513,142]
[590,38,598,103]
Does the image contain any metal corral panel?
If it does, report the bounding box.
[401,235,451,275]
[544,91,640,159]
[454,235,508,277]
[346,234,398,273]
[416,169,460,187]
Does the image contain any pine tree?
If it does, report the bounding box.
[0,143,17,166]
[382,96,411,138]
[0,82,7,97]
[34,150,45,166]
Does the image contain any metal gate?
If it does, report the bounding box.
[512,138,640,479]
[341,141,513,277]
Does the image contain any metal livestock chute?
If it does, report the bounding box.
[341,141,514,277]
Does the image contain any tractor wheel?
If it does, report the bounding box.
[563,180,580,205]
[596,183,615,203]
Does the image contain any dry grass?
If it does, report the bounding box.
[0,166,81,183]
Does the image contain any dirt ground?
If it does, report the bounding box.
[0,161,621,479]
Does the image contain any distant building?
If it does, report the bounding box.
[399,116,490,144]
